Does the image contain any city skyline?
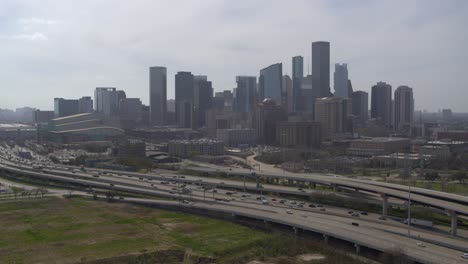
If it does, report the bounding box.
[1,0,468,111]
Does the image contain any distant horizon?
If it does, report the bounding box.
[1,0,467,111]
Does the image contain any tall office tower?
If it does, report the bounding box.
[312,41,331,97]
[314,97,346,140]
[254,98,287,145]
[54,98,79,117]
[371,81,392,127]
[94,87,120,116]
[394,86,414,131]
[334,63,349,98]
[292,56,304,112]
[78,96,93,113]
[193,75,213,128]
[119,98,143,122]
[282,75,293,113]
[258,63,282,105]
[175,71,194,128]
[149,66,167,126]
[234,76,257,113]
[348,79,354,95]
[351,91,369,123]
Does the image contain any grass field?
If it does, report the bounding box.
[0,197,364,264]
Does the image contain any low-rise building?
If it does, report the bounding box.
[347,137,410,156]
[216,129,257,147]
[168,139,224,158]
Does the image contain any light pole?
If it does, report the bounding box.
[407,183,411,238]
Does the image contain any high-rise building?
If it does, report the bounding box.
[175,72,194,128]
[292,56,304,112]
[33,110,54,124]
[94,87,121,116]
[312,41,331,97]
[282,75,293,113]
[234,76,257,113]
[193,75,213,128]
[394,86,414,131]
[149,66,167,126]
[119,98,143,122]
[334,63,349,98]
[314,97,347,140]
[351,91,368,123]
[78,96,93,113]
[254,98,287,145]
[371,81,392,127]
[258,63,282,105]
[54,98,79,117]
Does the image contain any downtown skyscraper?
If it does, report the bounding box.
[394,86,414,131]
[258,63,282,105]
[175,71,194,128]
[334,63,349,98]
[312,41,331,98]
[149,66,167,126]
[292,56,304,112]
[371,81,392,127]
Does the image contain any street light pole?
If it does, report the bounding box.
[408,184,411,238]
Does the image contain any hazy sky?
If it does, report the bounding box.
[1,0,467,112]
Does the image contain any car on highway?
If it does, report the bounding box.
[352,222,359,226]
[279,199,287,204]
[261,199,268,205]
[316,204,323,208]
[352,213,360,217]
[462,253,468,259]
[320,208,326,212]
[301,213,307,218]
[286,210,293,214]
[360,211,368,215]
[308,204,316,208]
[378,216,387,220]
[417,242,426,248]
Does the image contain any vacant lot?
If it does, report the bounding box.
[0,197,363,264]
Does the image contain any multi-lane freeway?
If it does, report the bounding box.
[0,145,468,263]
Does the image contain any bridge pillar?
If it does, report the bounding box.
[381,194,388,216]
[354,243,361,254]
[293,226,298,234]
[449,210,458,236]
[332,184,337,192]
[323,234,329,244]
[311,183,316,189]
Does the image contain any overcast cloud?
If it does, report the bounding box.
[0,0,467,111]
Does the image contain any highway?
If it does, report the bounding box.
[1,146,468,263]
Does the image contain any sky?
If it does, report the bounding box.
[0,0,467,112]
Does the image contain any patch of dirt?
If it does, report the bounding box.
[175,223,198,233]
[296,253,326,262]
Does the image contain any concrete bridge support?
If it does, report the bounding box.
[448,210,458,236]
[354,243,361,254]
[381,194,388,216]
[323,234,329,244]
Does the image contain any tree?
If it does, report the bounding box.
[424,171,439,182]
[451,170,467,183]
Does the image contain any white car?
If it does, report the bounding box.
[286,210,293,215]
[417,242,426,248]
[462,253,468,259]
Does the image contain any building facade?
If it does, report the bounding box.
[175,71,194,128]
[94,87,121,116]
[254,98,287,145]
[216,129,257,147]
[292,56,304,112]
[394,85,414,131]
[168,139,224,158]
[314,97,346,140]
[351,91,368,123]
[312,41,331,97]
[276,121,322,148]
[149,66,167,126]
[334,63,349,98]
[234,76,257,113]
[258,63,282,104]
[371,81,392,127]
